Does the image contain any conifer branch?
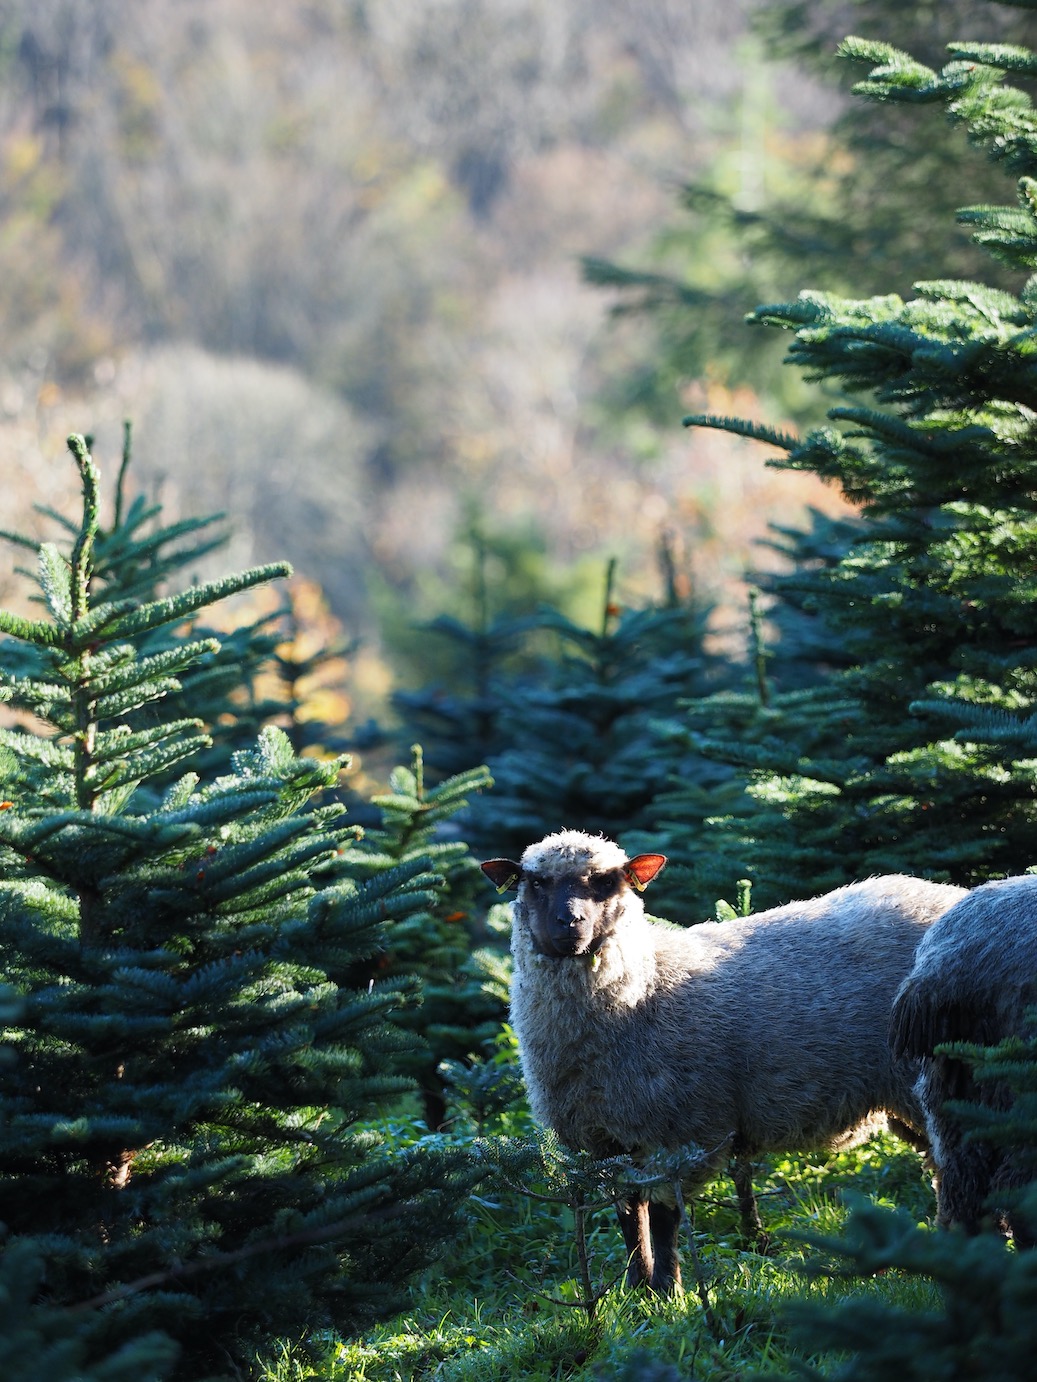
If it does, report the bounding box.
[65,1200,420,1313]
[0,609,68,647]
[682,413,800,452]
[114,420,132,531]
[66,435,100,628]
[99,563,292,641]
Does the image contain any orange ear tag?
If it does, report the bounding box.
[625,854,667,892]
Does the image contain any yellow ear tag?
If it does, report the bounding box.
[591,952,601,972]
[496,873,519,895]
[626,871,647,893]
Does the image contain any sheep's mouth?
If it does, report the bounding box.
[533,933,602,960]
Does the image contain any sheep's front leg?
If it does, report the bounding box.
[647,1201,683,1294]
[616,1194,653,1287]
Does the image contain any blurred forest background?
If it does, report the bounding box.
[0,0,1021,736]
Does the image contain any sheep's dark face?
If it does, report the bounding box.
[520,868,628,958]
[481,843,666,961]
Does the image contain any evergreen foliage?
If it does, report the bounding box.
[1,421,294,787]
[455,560,728,913]
[390,608,534,784]
[663,11,1037,907]
[393,552,729,915]
[774,1011,1037,1382]
[0,437,478,1376]
[774,1192,1037,1382]
[384,523,586,779]
[345,745,506,1130]
[585,0,1037,427]
[0,1239,180,1382]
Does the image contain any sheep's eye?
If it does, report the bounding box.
[588,873,618,902]
[527,876,545,891]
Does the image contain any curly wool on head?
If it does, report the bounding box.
[520,830,630,878]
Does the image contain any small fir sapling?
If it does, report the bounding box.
[0,435,479,1376]
[437,1027,527,1137]
[390,526,541,783]
[390,532,734,917]
[462,558,728,915]
[342,744,504,1130]
[476,1127,716,1325]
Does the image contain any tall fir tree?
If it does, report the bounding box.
[0,437,478,1376]
[654,7,1037,908]
[43,421,294,778]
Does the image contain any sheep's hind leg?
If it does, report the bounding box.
[616,1194,654,1288]
[886,1114,929,1155]
[730,1155,768,1251]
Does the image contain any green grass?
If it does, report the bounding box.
[256,1110,943,1381]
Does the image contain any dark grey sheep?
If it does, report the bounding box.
[482,829,966,1292]
[890,873,1037,1243]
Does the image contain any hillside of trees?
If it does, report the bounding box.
[0,0,850,689]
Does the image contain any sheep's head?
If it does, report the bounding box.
[481,830,666,960]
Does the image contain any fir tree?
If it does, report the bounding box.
[0,1239,180,1382]
[774,1189,1037,1382]
[0,437,477,1376]
[346,745,506,1131]
[392,542,729,916]
[387,524,568,783]
[0,420,295,786]
[459,558,729,914]
[774,1020,1037,1382]
[584,1,1037,430]
[390,607,534,785]
[667,11,1037,906]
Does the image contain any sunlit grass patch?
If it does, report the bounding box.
[256,1071,944,1382]
[259,1127,943,1380]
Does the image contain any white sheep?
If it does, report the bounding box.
[890,873,1037,1244]
[482,829,967,1292]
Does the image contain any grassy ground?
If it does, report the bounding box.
[258,1111,941,1381]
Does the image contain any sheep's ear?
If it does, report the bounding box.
[625,854,667,891]
[481,859,523,894]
